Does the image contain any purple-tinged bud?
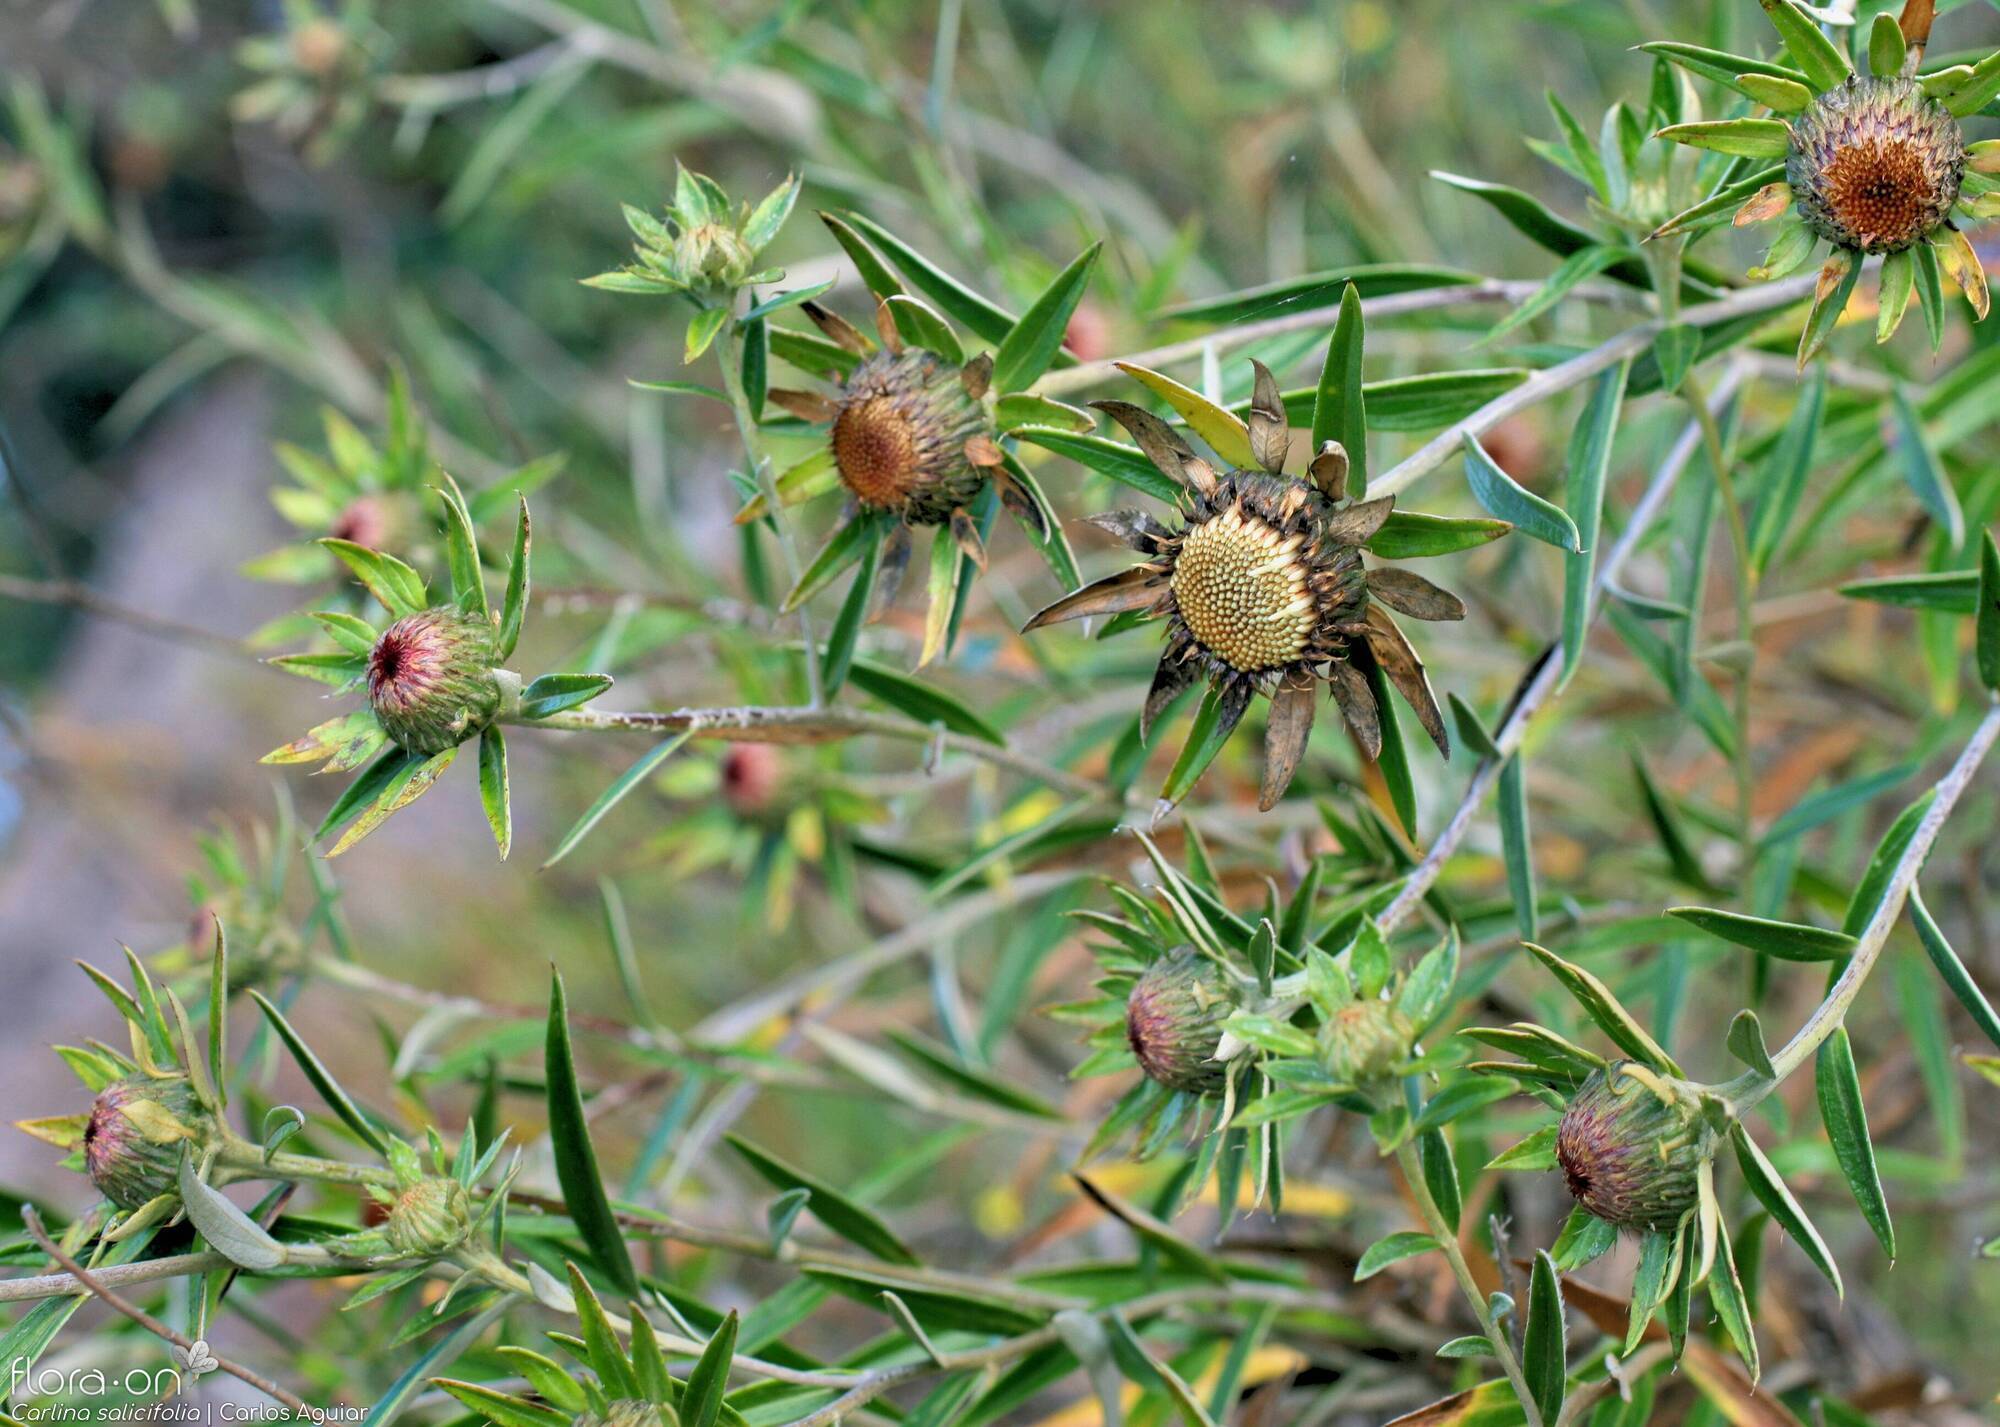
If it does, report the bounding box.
[1320,1000,1413,1088]
[366,608,502,756]
[84,1075,208,1212]
[1555,1061,1711,1233]
[1124,948,1236,1096]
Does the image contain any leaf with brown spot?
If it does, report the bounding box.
[1327,659,1381,760]
[948,507,988,571]
[802,300,871,355]
[1308,441,1348,501]
[1082,509,1174,553]
[1247,358,1290,474]
[1259,674,1316,810]
[1092,399,1199,487]
[1367,568,1467,622]
[1022,566,1168,631]
[992,467,1047,539]
[1321,494,1396,545]
[1140,653,1201,742]
[1381,1380,1526,1427]
[767,387,838,423]
[1363,606,1448,756]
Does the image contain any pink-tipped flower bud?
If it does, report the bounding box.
[366,608,503,756]
[1124,948,1236,1096]
[721,743,783,816]
[1555,1061,1712,1233]
[84,1075,209,1211]
[384,1176,473,1257]
[1319,1000,1413,1088]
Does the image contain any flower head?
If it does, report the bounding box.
[1124,948,1237,1095]
[586,164,800,300]
[367,607,503,756]
[1555,1061,1712,1232]
[1788,75,1964,254]
[1024,360,1465,810]
[84,1075,210,1212]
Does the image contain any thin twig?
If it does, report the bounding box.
[0,573,257,660]
[19,1209,321,1421]
[1374,365,1747,935]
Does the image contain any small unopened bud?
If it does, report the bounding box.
[1555,1061,1712,1232]
[290,18,347,76]
[384,1176,473,1257]
[329,495,392,551]
[721,743,782,816]
[1124,949,1235,1096]
[677,222,755,290]
[366,608,502,755]
[84,1075,209,1211]
[1319,1000,1412,1088]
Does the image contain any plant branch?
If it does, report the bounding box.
[1392,1140,1541,1427]
[1374,365,1747,936]
[1760,694,2000,1087]
[509,704,1116,803]
[20,1208,322,1421]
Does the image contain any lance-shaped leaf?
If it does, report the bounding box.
[1665,907,1856,961]
[1367,511,1512,560]
[1523,942,1683,1074]
[1522,1251,1567,1424]
[1463,435,1580,551]
[1113,363,1256,469]
[1732,1126,1841,1296]
[1655,119,1792,157]
[1010,427,1179,503]
[321,539,427,618]
[1816,1026,1895,1258]
[247,989,392,1156]
[1756,0,1852,90]
[1910,886,2000,1050]
[993,243,1101,392]
[729,1135,919,1265]
[177,1154,287,1271]
[1311,284,1368,496]
[545,969,641,1297]
[499,496,530,661]
[1354,1231,1441,1280]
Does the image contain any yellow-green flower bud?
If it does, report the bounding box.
[1319,1000,1412,1088]
[384,1175,474,1257]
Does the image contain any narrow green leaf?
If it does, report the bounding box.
[1910,885,2000,1050]
[993,243,1101,392]
[543,732,695,869]
[1159,686,1235,810]
[1725,1009,1777,1079]
[1498,754,1537,941]
[1464,435,1581,551]
[784,512,886,612]
[1666,906,1856,961]
[1364,658,1417,836]
[1706,1221,1759,1379]
[1153,264,1480,324]
[1655,119,1792,157]
[246,990,389,1156]
[1560,362,1626,684]
[819,211,904,300]
[682,1310,739,1427]
[478,726,511,860]
[545,971,641,1297]
[1756,0,1853,90]
[1837,570,1978,613]
[836,211,1019,346]
[205,922,227,1111]
[1311,283,1368,497]
[1843,789,1936,935]
[499,496,530,661]
[1732,1126,1842,1295]
[1366,511,1513,560]
[432,1380,567,1427]
[1816,1026,1895,1258]
[1522,1250,1566,1425]
[729,1135,919,1265]
[320,540,427,618]
[434,476,488,621]
[1115,362,1255,469]
[518,673,616,720]
[1353,1230,1440,1280]
[1888,389,1965,549]
[822,523,881,700]
[848,657,1005,744]
[1009,427,1179,503]
[1523,942,1683,1074]
[1977,530,2000,690]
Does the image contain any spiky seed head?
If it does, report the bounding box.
[1788,75,1964,254]
[1170,505,1318,672]
[1124,948,1236,1095]
[1320,1000,1413,1088]
[830,350,992,525]
[575,1405,671,1427]
[1555,1061,1711,1232]
[366,608,503,756]
[84,1075,210,1212]
[384,1176,474,1257]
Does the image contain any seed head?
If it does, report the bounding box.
[1555,1061,1711,1232]
[384,1176,474,1258]
[1124,948,1236,1095]
[830,350,991,525]
[366,608,502,756]
[1788,75,1964,254]
[1320,1000,1412,1088]
[1170,504,1320,673]
[84,1075,209,1212]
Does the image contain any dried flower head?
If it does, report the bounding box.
[1555,1061,1712,1232]
[1789,75,1963,254]
[367,607,503,756]
[1024,361,1465,809]
[84,1075,207,1212]
[828,348,992,524]
[1124,948,1236,1095]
